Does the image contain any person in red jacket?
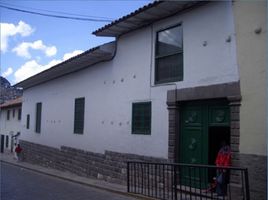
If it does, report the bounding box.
[15,144,22,161]
[215,141,231,196]
[216,141,231,167]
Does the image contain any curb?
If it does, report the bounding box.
[1,160,152,200]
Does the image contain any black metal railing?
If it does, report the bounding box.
[127,161,250,200]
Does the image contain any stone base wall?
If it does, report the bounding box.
[20,140,266,199]
[20,140,167,185]
[239,153,267,200]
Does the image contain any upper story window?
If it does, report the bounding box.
[155,24,183,84]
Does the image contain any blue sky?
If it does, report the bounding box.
[0,0,151,85]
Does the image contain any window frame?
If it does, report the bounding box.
[74,97,85,134]
[131,101,152,135]
[155,23,183,84]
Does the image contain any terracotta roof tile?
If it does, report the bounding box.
[0,97,22,109]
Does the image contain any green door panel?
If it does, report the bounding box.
[180,105,208,188]
[180,105,208,165]
[183,107,204,127]
[180,127,208,188]
[209,106,230,126]
[181,127,203,164]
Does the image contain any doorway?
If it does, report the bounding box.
[208,126,230,166]
[208,126,230,181]
[180,100,230,164]
[179,100,230,186]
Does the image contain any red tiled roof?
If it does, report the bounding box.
[0,97,22,109]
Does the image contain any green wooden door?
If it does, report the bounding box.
[179,101,230,188]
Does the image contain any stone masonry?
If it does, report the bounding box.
[239,154,267,200]
[20,140,167,185]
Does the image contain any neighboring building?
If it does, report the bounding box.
[15,1,266,199]
[0,97,22,152]
[0,76,23,104]
[232,1,267,199]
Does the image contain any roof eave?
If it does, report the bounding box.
[15,42,116,89]
[93,1,208,37]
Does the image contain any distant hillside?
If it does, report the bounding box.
[0,76,23,104]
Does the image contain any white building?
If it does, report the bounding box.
[0,97,22,152]
[16,1,266,199]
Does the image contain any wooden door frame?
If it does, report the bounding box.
[166,81,241,165]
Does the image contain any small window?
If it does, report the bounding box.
[7,110,10,120]
[155,24,183,84]
[26,114,30,129]
[74,98,85,134]
[132,102,151,135]
[5,135,9,148]
[13,109,15,118]
[35,103,42,133]
[18,109,21,120]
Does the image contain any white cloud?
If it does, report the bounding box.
[2,67,13,78]
[14,50,83,83]
[0,21,34,52]
[63,50,84,61]
[12,40,57,59]
[14,59,61,83]
[14,60,43,83]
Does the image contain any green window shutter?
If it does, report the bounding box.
[18,109,21,120]
[155,24,183,84]
[132,102,151,135]
[5,135,9,148]
[35,103,42,133]
[26,114,30,129]
[74,98,85,134]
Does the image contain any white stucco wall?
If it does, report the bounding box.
[20,1,238,158]
[0,107,22,150]
[233,1,267,156]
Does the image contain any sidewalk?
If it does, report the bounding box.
[0,152,148,199]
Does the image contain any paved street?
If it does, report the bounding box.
[0,162,137,200]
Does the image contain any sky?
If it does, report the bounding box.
[0,0,151,85]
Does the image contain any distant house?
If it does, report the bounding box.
[0,97,22,152]
[0,76,23,104]
[16,1,266,199]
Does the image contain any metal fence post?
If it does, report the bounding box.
[127,162,130,193]
[174,165,177,200]
[244,169,250,200]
